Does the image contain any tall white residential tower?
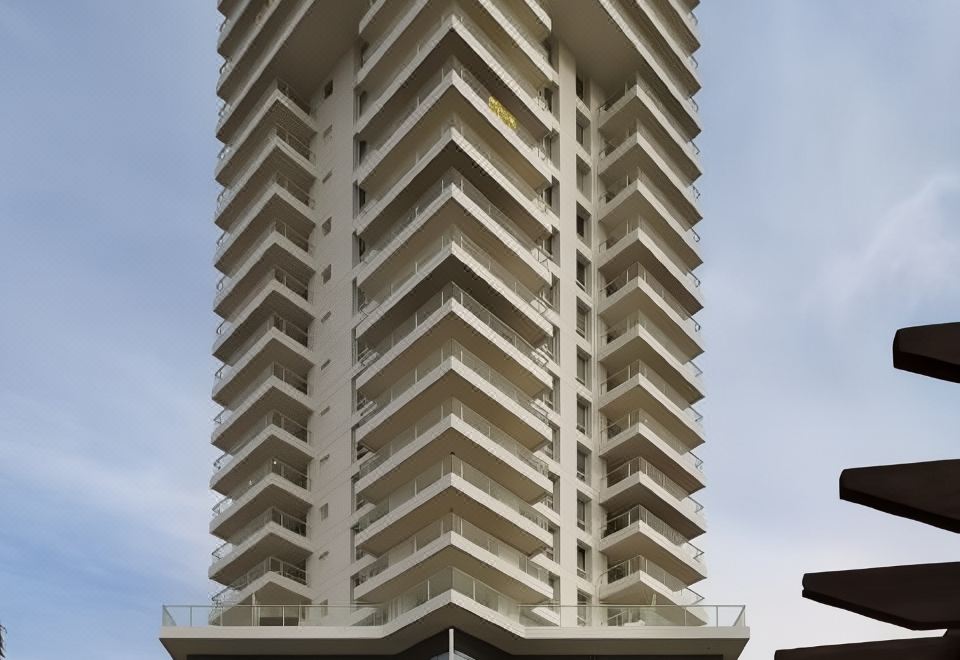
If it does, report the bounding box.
[161,1,748,658]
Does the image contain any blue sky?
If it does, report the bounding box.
[0,1,958,658]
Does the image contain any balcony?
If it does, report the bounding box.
[599,311,704,402]
[356,116,553,244]
[599,260,702,358]
[214,221,312,316]
[213,269,313,366]
[600,408,704,493]
[600,503,705,584]
[600,358,703,446]
[216,0,287,99]
[209,507,309,586]
[357,282,551,378]
[600,554,702,608]
[356,398,551,502]
[356,228,553,346]
[601,456,706,539]
[216,263,310,322]
[215,214,313,276]
[212,410,310,492]
[600,216,702,312]
[355,339,552,452]
[649,0,700,53]
[212,556,308,607]
[214,128,315,232]
[354,455,552,556]
[215,1,366,140]
[355,283,551,402]
[357,173,550,303]
[211,457,309,528]
[617,0,699,98]
[352,514,552,603]
[214,312,309,390]
[600,76,700,177]
[217,0,257,54]
[217,123,314,187]
[357,58,549,191]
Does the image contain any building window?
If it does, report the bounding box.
[322,218,332,236]
[576,304,588,339]
[577,592,590,625]
[320,503,329,520]
[576,353,589,386]
[576,400,589,434]
[576,496,588,531]
[577,448,589,482]
[319,600,329,617]
[576,214,586,238]
[324,80,334,98]
[575,121,585,146]
[321,265,331,284]
[576,257,588,291]
[576,545,588,579]
[575,76,585,101]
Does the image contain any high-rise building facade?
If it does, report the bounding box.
[161,1,748,657]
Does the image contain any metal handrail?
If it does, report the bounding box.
[602,504,704,563]
[213,409,309,472]
[215,314,309,385]
[361,169,547,266]
[356,283,550,372]
[215,221,311,294]
[601,358,703,426]
[604,456,703,515]
[601,554,702,605]
[601,216,700,288]
[353,513,550,588]
[356,339,550,427]
[212,556,305,605]
[601,408,703,472]
[354,455,550,533]
[214,265,310,339]
[212,457,309,518]
[356,398,549,481]
[601,310,701,380]
[358,226,552,319]
[601,260,701,334]
[213,361,309,426]
[211,506,307,562]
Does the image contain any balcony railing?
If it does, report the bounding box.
[604,457,702,515]
[353,513,551,588]
[602,504,703,563]
[357,283,550,371]
[216,130,314,214]
[217,265,310,328]
[211,507,308,562]
[601,217,699,288]
[214,362,309,426]
[359,115,549,224]
[212,556,306,606]
[218,78,311,139]
[360,57,546,171]
[358,227,552,320]
[356,339,550,427]
[215,216,312,268]
[601,409,703,473]
[601,359,702,425]
[163,600,746,629]
[362,168,548,270]
[215,314,309,382]
[354,455,550,534]
[601,554,702,605]
[217,0,280,86]
[601,260,700,335]
[357,398,549,481]
[601,311,702,380]
[213,410,310,473]
[602,166,697,231]
[212,457,310,518]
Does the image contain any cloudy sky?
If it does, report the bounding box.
[1,1,958,658]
